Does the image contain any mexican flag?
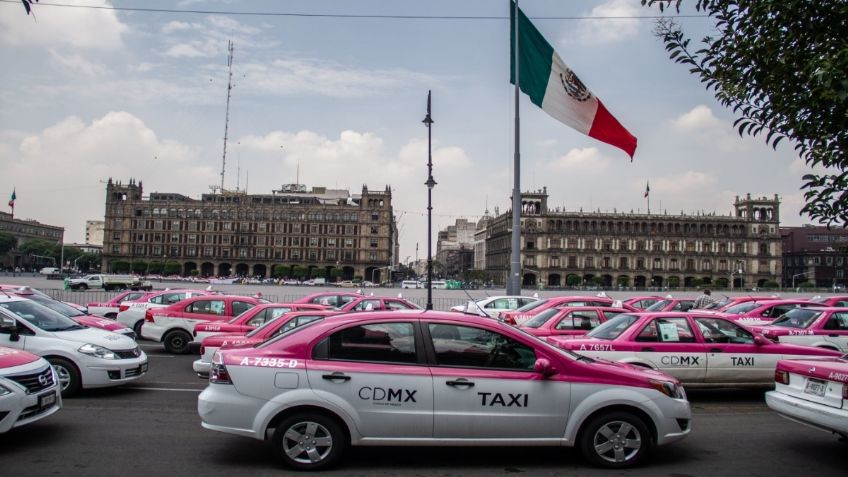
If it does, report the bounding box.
[510,1,637,159]
[8,189,15,208]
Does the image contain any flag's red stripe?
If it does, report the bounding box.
[588,100,637,159]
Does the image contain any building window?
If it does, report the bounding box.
[371,226,378,234]
[327,250,337,260]
[112,245,120,253]
[619,257,628,269]
[550,256,560,268]
[328,238,337,246]
[344,238,354,247]
[568,256,577,267]
[653,258,662,270]
[310,237,319,246]
[585,257,594,268]
[369,252,377,261]
[369,239,378,248]
[308,250,318,260]
[371,213,379,221]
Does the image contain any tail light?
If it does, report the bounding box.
[843,383,848,400]
[774,369,790,385]
[119,305,130,312]
[210,352,232,384]
[145,310,154,322]
[199,344,206,355]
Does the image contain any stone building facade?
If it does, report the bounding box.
[781,225,848,289]
[0,211,64,270]
[485,188,783,289]
[102,179,396,281]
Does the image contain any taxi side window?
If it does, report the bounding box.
[602,311,623,320]
[188,299,225,315]
[694,317,754,344]
[555,311,600,331]
[824,312,848,330]
[164,293,186,305]
[280,315,323,335]
[314,322,417,364]
[386,300,412,310]
[246,309,269,327]
[427,324,536,371]
[636,318,695,343]
[354,300,381,311]
[231,301,255,316]
[124,292,144,302]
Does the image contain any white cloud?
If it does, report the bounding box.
[161,16,263,58]
[548,147,611,173]
[0,0,128,50]
[669,104,751,152]
[48,49,110,77]
[568,0,641,44]
[653,171,716,195]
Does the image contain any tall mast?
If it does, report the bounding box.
[220,40,234,193]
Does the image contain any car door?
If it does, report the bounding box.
[307,321,433,439]
[426,322,569,439]
[631,316,707,382]
[821,311,848,351]
[694,316,776,384]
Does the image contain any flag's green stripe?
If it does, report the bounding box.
[510,1,553,108]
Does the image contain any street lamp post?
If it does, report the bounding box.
[792,271,812,290]
[423,90,436,310]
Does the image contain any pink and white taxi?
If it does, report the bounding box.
[87,290,154,318]
[755,307,848,352]
[7,289,136,339]
[766,354,848,440]
[546,312,841,387]
[199,310,691,469]
[294,292,363,308]
[0,296,147,396]
[518,306,628,337]
[193,310,338,377]
[500,294,631,325]
[141,295,267,354]
[718,299,814,326]
[190,303,330,354]
[0,345,61,433]
[116,288,216,337]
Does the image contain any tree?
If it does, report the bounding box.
[643,1,848,227]
[0,233,16,256]
[566,275,582,287]
[163,261,181,275]
[132,261,148,274]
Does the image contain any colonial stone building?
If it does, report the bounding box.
[485,188,783,289]
[102,179,397,281]
[781,225,848,289]
[0,211,64,270]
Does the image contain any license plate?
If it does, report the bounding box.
[39,392,57,409]
[804,378,827,397]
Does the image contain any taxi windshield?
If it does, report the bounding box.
[255,318,323,347]
[770,308,822,328]
[724,302,759,314]
[246,312,292,337]
[514,299,549,313]
[27,295,86,317]
[645,300,671,311]
[0,300,85,332]
[703,299,730,310]
[522,308,559,328]
[586,314,639,340]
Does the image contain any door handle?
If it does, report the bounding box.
[641,347,654,352]
[710,348,723,353]
[446,379,475,387]
[322,373,351,382]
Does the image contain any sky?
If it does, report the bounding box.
[0,0,826,263]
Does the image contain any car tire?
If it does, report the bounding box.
[47,357,81,397]
[579,411,652,468]
[272,412,346,470]
[163,329,192,354]
[133,320,145,338]
[78,284,88,291]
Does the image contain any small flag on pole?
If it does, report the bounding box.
[644,181,650,198]
[8,189,16,208]
[510,1,637,159]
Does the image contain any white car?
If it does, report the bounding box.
[0,296,148,397]
[0,346,62,433]
[199,310,691,470]
[450,295,541,317]
[766,355,848,440]
[116,289,212,337]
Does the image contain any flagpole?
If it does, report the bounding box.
[508,0,522,295]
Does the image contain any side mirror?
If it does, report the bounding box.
[754,335,769,346]
[534,358,556,377]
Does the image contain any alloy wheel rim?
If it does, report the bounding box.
[281,421,333,464]
[54,365,71,391]
[593,420,642,464]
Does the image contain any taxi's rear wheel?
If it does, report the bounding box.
[579,411,652,468]
[273,413,346,470]
[47,357,81,398]
[163,330,191,354]
[133,320,144,338]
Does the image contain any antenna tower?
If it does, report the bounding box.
[220,40,235,193]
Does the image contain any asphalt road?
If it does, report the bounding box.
[1,340,845,477]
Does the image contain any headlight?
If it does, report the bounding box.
[78,343,118,359]
[650,379,685,399]
[0,383,12,396]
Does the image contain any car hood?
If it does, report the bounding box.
[0,346,42,368]
[52,327,137,349]
[74,315,130,332]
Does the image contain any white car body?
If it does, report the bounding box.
[0,296,148,394]
[450,295,540,317]
[766,357,848,438]
[116,290,210,335]
[0,347,62,433]
[141,314,210,343]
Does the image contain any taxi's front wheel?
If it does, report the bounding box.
[578,411,653,468]
[273,412,346,470]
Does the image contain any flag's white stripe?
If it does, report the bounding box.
[540,51,598,135]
